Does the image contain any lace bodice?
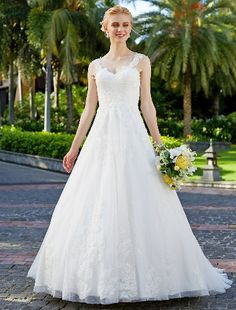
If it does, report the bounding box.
[93,52,145,109]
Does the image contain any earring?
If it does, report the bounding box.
[105,32,109,38]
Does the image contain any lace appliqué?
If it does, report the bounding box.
[93,52,145,77]
[90,59,102,80]
[129,52,145,71]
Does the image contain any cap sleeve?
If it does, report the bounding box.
[90,58,102,80]
[130,53,145,68]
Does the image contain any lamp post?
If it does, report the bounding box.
[201,139,222,182]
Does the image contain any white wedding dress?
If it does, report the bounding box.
[27,52,232,304]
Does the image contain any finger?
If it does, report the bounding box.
[63,156,67,165]
[63,159,70,172]
[63,156,67,166]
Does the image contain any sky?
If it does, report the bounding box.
[120,1,153,16]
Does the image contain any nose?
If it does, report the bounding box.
[117,26,125,32]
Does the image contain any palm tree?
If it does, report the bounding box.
[28,0,79,132]
[18,43,42,120]
[28,1,67,132]
[135,0,236,136]
[209,36,236,115]
[0,0,29,124]
[28,0,105,132]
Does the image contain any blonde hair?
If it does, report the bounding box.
[100,5,133,33]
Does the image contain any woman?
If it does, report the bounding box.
[27,5,232,305]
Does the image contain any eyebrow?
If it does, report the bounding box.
[111,22,129,24]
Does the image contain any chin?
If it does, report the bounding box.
[115,35,127,39]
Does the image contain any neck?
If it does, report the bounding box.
[107,42,131,58]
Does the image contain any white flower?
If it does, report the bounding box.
[155,156,161,171]
[157,144,197,191]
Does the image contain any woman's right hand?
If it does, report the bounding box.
[63,148,78,173]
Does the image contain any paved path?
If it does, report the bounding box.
[0,161,68,185]
[0,161,235,310]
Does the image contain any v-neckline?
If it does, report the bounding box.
[99,52,137,75]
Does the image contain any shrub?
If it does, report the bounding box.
[192,115,235,142]
[158,118,183,137]
[0,126,74,159]
[227,111,236,121]
[226,112,236,143]
[149,135,181,148]
[157,115,235,142]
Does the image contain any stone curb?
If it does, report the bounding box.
[183,181,236,189]
[0,150,66,173]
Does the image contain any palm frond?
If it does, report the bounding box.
[60,21,79,84]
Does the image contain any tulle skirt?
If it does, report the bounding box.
[27,105,233,304]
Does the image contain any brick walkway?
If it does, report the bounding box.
[0,161,235,310]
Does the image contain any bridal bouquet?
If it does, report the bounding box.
[154,143,197,190]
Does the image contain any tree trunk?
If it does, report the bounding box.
[53,69,59,109]
[44,54,52,132]
[29,76,35,120]
[66,84,73,133]
[18,68,23,107]
[8,60,15,124]
[213,93,220,116]
[0,96,2,127]
[183,68,192,136]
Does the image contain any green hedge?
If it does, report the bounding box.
[150,135,182,148]
[158,114,236,142]
[0,126,181,159]
[191,115,236,143]
[0,126,74,159]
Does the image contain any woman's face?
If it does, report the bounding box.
[106,13,132,42]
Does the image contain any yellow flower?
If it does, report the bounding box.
[163,174,174,185]
[175,155,190,169]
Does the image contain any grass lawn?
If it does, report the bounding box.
[189,144,236,182]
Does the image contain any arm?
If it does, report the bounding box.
[139,55,162,145]
[70,61,98,153]
[63,61,98,173]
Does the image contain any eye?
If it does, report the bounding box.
[111,22,129,27]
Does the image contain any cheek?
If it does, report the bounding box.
[107,26,117,33]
